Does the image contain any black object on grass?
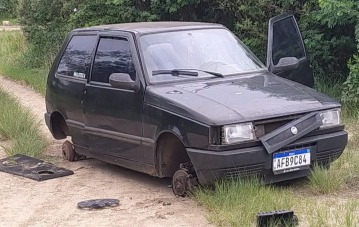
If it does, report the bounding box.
[257,210,298,227]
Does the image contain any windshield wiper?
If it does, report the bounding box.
[152,69,224,78]
[152,69,198,77]
[184,69,225,78]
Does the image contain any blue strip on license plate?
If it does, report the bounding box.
[273,148,310,159]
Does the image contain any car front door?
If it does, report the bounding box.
[267,13,314,87]
[83,32,144,162]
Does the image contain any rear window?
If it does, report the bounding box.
[56,35,97,79]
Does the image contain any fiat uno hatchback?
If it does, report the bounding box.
[45,13,348,195]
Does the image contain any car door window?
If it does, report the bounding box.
[91,37,136,84]
[272,17,305,65]
[57,35,96,79]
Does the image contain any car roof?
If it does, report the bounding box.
[73,21,225,34]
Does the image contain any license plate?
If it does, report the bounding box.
[272,148,311,174]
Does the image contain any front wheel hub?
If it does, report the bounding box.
[172,169,189,196]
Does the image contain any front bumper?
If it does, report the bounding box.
[187,130,348,185]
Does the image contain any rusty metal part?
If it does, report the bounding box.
[172,163,198,196]
[77,199,119,209]
[74,153,87,161]
[62,140,86,161]
[62,140,75,161]
[172,169,189,196]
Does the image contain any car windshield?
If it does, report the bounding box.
[140,28,265,83]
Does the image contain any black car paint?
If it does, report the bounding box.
[83,32,145,161]
[45,21,347,185]
[145,73,340,126]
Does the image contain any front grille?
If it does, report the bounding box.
[225,163,265,179]
[278,143,316,152]
[254,114,304,138]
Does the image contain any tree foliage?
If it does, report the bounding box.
[317,0,359,103]
[0,0,17,16]
[9,0,359,102]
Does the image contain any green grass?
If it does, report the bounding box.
[0,31,47,95]
[307,109,359,194]
[0,89,47,157]
[315,75,359,120]
[308,164,346,194]
[194,178,295,226]
[195,177,359,226]
[314,76,343,102]
[303,200,359,227]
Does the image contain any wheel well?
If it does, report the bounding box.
[156,132,190,177]
[50,112,69,139]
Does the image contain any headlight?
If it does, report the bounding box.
[222,122,256,144]
[319,109,341,128]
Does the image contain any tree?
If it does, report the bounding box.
[315,0,359,103]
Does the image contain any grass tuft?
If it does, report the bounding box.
[307,164,346,194]
[0,89,47,157]
[194,178,295,226]
[314,76,343,102]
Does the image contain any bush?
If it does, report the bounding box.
[17,0,75,67]
[342,56,359,103]
[315,0,359,103]
[0,0,17,16]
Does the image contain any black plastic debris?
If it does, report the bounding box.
[77,199,119,210]
[0,154,74,181]
[257,210,298,227]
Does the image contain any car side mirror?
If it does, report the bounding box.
[273,57,299,73]
[109,73,135,90]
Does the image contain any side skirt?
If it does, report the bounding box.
[74,144,159,177]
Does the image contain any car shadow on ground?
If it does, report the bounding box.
[69,157,173,190]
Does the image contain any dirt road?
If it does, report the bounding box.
[0,76,212,227]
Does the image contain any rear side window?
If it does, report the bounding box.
[56,35,97,79]
[91,37,136,83]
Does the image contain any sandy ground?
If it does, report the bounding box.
[0,76,212,227]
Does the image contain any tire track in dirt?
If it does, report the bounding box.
[0,75,212,227]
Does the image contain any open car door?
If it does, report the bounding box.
[267,13,314,88]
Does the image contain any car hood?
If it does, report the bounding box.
[144,72,340,125]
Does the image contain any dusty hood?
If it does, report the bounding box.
[145,72,340,125]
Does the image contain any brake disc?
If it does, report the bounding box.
[172,169,189,196]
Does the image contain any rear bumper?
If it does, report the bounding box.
[187,130,348,185]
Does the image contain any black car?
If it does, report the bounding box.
[45,13,348,196]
